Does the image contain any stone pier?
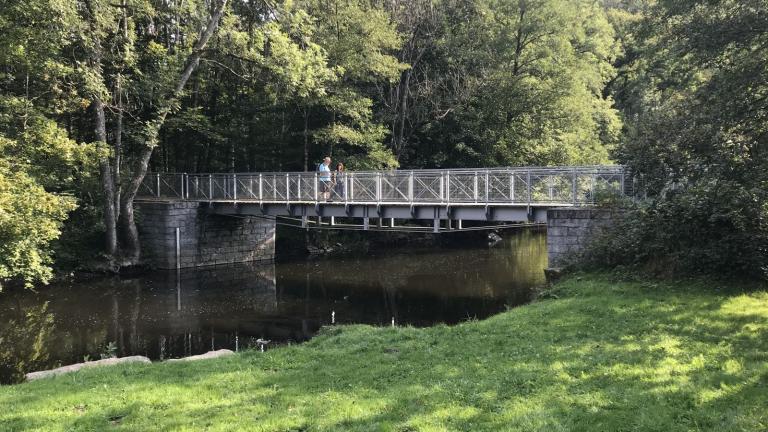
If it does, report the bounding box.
[137,202,276,269]
[546,208,623,268]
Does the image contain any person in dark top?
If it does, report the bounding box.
[333,162,345,200]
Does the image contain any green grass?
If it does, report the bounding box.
[2,275,768,431]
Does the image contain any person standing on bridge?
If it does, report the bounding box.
[333,162,345,200]
[318,156,332,201]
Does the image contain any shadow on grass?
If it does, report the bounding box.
[2,277,767,431]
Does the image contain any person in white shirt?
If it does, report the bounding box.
[318,156,332,201]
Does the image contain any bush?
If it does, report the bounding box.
[0,156,77,288]
[581,179,768,280]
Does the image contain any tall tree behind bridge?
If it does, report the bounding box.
[154,0,405,174]
[382,0,622,168]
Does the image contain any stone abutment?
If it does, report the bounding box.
[137,202,276,269]
[546,208,623,268]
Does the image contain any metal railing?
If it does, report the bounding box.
[138,166,629,206]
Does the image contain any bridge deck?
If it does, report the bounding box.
[138,166,628,223]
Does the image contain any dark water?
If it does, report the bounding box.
[0,228,546,384]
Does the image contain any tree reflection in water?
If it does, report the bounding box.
[0,228,546,383]
[0,302,55,384]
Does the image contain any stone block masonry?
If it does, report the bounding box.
[137,202,276,269]
[547,208,623,268]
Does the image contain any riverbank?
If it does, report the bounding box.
[2,274,767,431]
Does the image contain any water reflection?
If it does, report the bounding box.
[0,228,546,384]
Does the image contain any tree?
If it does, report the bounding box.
[294,0,406,170]
[0,0,103,287]
[382,0,622,168]
[600,0,768,277]
[0,145,77,288]
[65,0,230,265]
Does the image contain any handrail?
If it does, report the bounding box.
[146,165,624,177]
[138,165,629,206]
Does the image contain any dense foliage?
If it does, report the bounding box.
[0,0,623,284]
[1,0,765,283]
[591,0,768,278]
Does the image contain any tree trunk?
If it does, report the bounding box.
[95,98,118,258]
[114,73,123,221]
[513,6,527,76]
[303,107,309,171]
[85,0,117,259]
[118,0,229,265]
[395,69,411,161]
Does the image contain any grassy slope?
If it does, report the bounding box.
[2,275,767,432]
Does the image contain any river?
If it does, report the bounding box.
[0,227,546,384]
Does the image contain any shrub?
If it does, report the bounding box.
[581,179,768,280]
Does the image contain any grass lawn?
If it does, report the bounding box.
[2,274,767,431]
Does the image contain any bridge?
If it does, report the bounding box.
[135,166,629,269]
[138,165,629,230]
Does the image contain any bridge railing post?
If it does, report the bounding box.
[344,172,349,202]
[572,168,577,205]
[233,174,237,200]
[510,170,515,202]
[485,171,489,202]
[446,171,450,204]
[208,174,213,200]
[439,171,445,203]
[526,170,532,206]
[258,174,263,202]
[473,171,478,203]
[156,173,161,198]
[314,172,318,202]
[297,173,302,200]
[620,170,626,196]
[548,175,554,201]
[408,171,414,203]
[285,173,290,202]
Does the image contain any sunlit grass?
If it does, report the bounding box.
[1,275,767,431]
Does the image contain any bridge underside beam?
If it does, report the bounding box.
[207,202,549,223]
